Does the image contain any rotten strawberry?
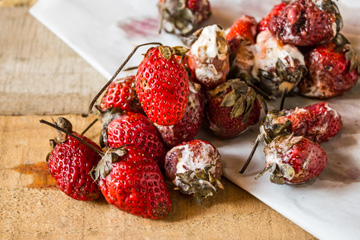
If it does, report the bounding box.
[206,79,263,139]
[158,0,211,36]
[188,24,230,89]
[258,1,288,33]
[226,15,257,79]
[257,134,327,184]
[240,102,341,174]
[164,139,223,203]
[226,15,257,51]
[251,30,307,97]
[268,0,343,46]
[299,34,360,98]
[260,102,342,144]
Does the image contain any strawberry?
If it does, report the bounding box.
[99,109,167,168]
[226,16,257,79]
[261,102,342,144]
[42,119,171,219]
[188,25,230,89]
[164,139,223,203]
[257,2,288,33]
[226,15,257,52]
[268,0,343,46]
[155,80,204,148]
[158,0,211,35]
[240,102,341,174]
[92,146,172,219]
[42,118,102,201]
[99,75,143,113]
[251,30,307,97]
[299,34,360,98]
[135,45,190,126]
[257,134,327,184]
[206,79,262,139]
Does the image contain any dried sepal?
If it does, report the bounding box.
[158,0,197,36]
[333,34,360,74]
[256,135,299,184]
[257,58,307,96]
[172,46,190,56]
[90,147,127,181]
[317,0,343,32]
[230,95,245,118]
[159,46,173,60]
[175,164,223,204]
[261,110,293,144]
[221,90,237,107]
[212,79,259,120]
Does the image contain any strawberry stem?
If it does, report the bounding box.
[88,42,163,114]
[123,66,139,71]
[280,90,287,111]
[40,119,104,157]
[239,137,260,174]
[81,119,98,135]
[158,3,165,34]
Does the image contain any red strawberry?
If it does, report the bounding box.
[136,45,190,126]
[257,2,288,33]
[299,34,360,98]
[99,76,143,113]
[206,79,262,139]
[42,119,171,219]
[258,134,327,184]
[100,109,167,168]
[158,0,211,35]
[226,15,257,52]
[268,0,343,46]
[188,25,230,89]
[164,139,223,203]
[92,146,172,219]
[261,102,342,144]
[155,81,204,148]
[43,118,102,201]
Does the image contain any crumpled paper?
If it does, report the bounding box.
[30,0,360,239]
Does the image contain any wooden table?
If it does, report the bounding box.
[0,5,315,240]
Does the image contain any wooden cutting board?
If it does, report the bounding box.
[0,6,315,240]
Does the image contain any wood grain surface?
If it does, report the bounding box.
[0,5,316,240]
[0,7,105,115]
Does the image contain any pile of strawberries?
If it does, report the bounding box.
[41,0,359,220]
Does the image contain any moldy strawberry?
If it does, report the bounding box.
[158,0,211,35]
[268,0,343,46]
[299,34,360,98]
[257,134,327,184]
[188,24,230,89]
[164,140,223,203]
[206,79,263,139]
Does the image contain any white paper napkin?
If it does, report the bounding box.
[30,0,360,239]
